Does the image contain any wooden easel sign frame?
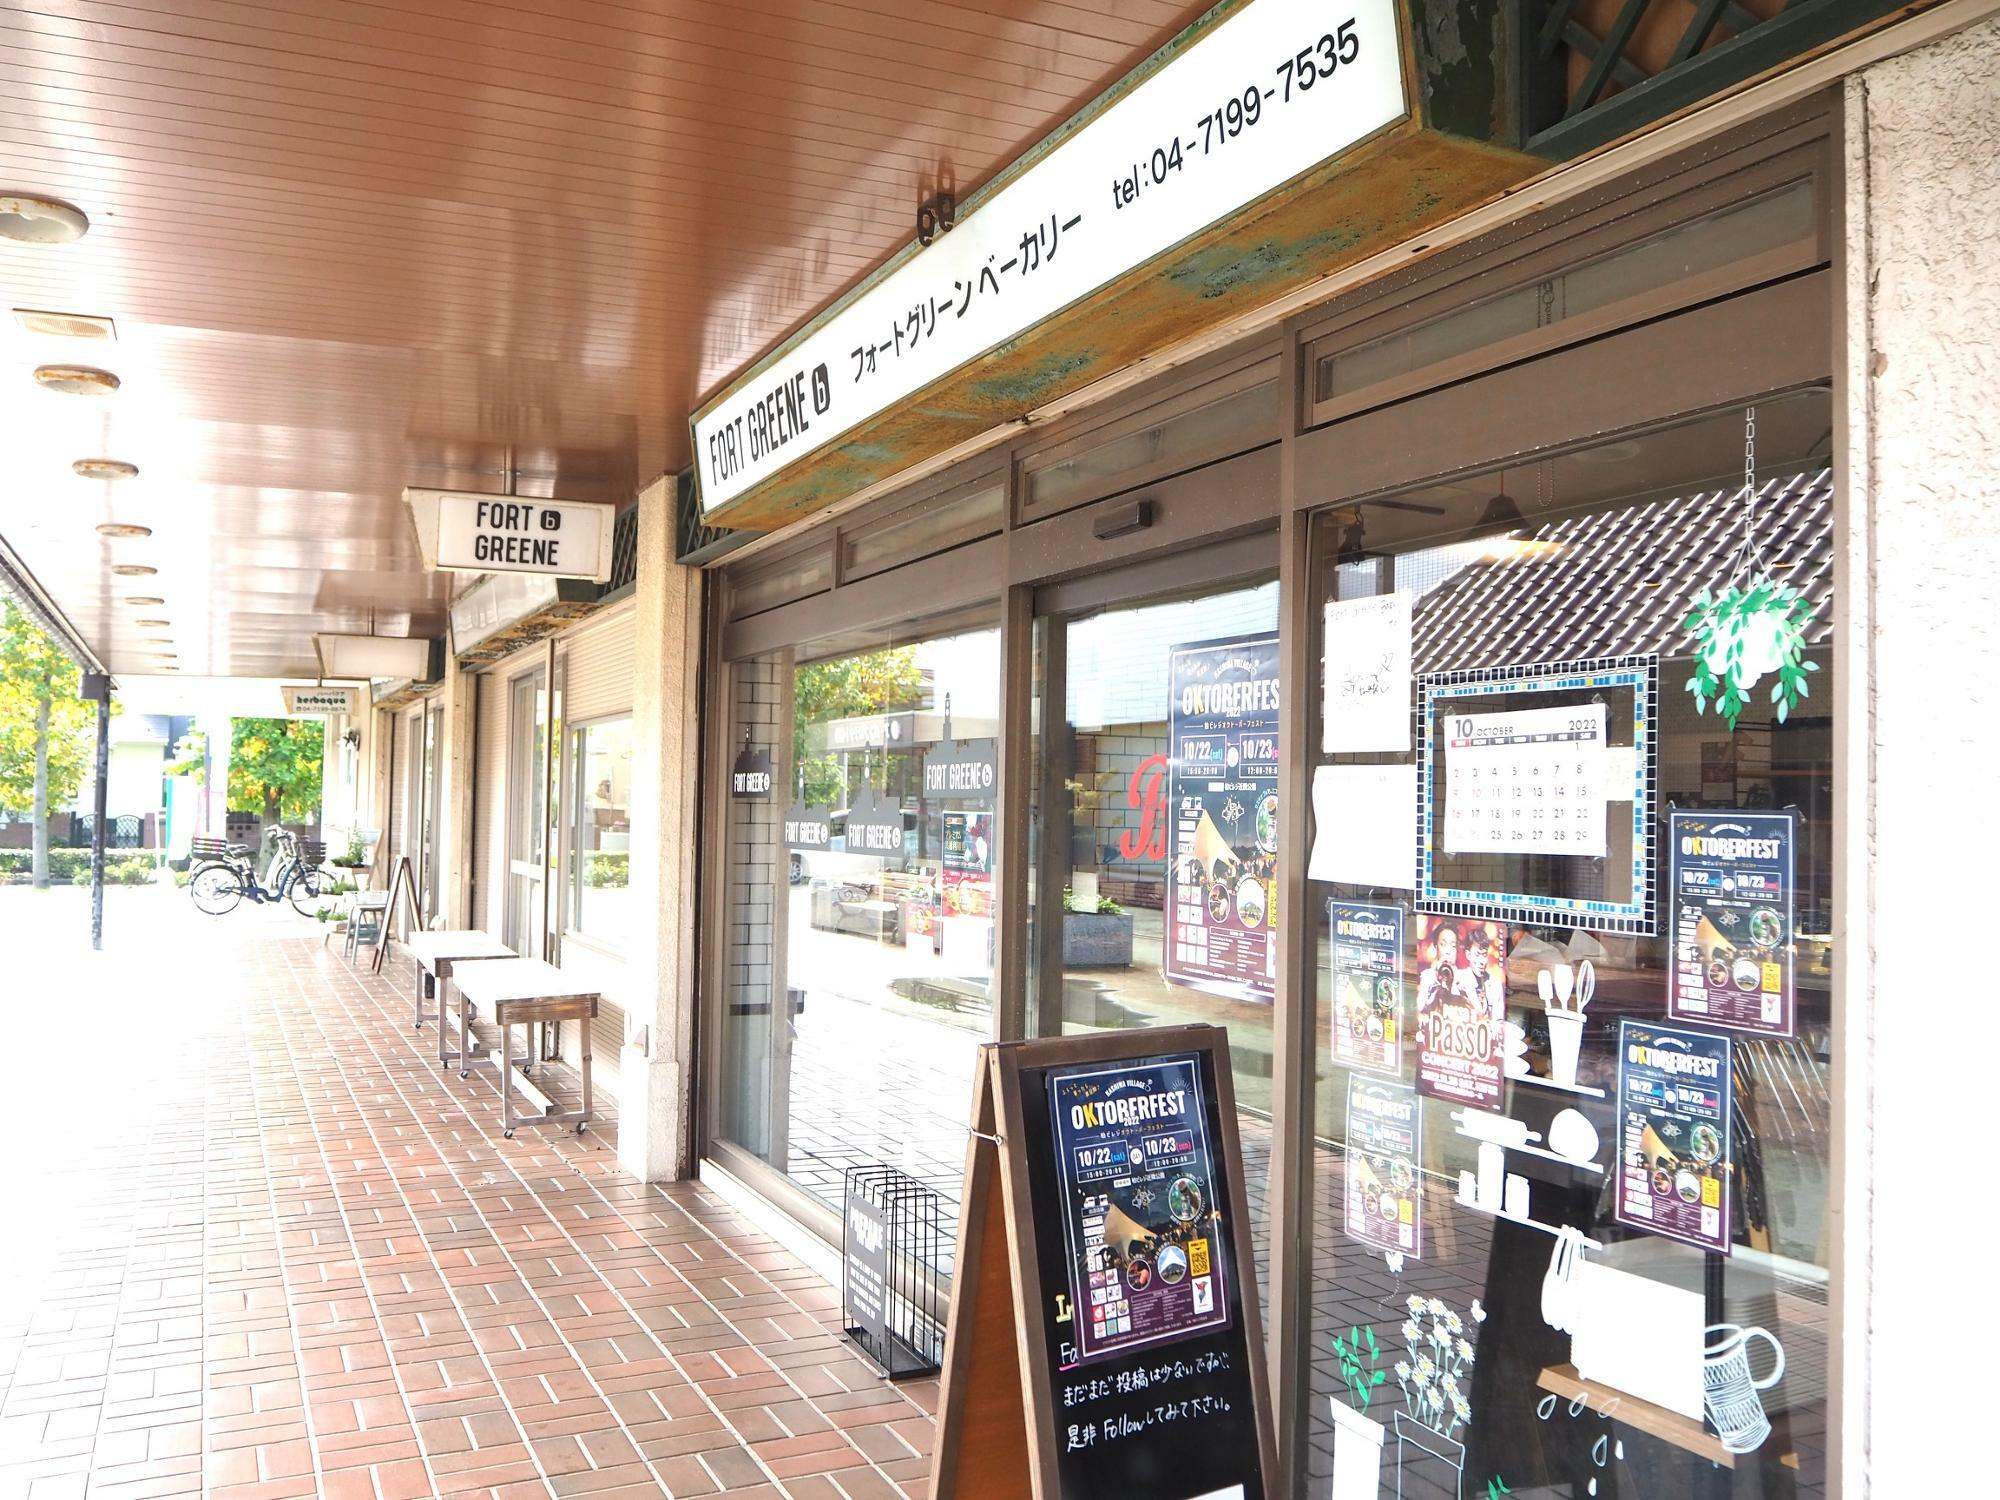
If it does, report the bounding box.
[371,854,421,973]
[930,1024,1276,1500]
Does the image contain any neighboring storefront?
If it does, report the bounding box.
[687,28,1872,1493]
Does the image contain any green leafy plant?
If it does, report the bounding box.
[1332,1324,1387,1412]
[332,827,367,867]
[1487,1479,1512,1499]
[1060,886,1125,916]
[1683,577,1818,730]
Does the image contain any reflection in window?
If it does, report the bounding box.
[568,718,634,947]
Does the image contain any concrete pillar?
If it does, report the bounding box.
[438,648,477,927]
[620,476,703,1181]
[1839,20,2000,1495]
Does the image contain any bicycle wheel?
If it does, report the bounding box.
[287,864,325,917]
[190,864,244,915]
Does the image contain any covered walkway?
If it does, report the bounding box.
[0,891,934,1500]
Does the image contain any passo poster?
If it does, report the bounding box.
[1413,915,1509,1108]
[1329,901,1404,1075]
[1165,633,1281,1003]
[1048,1055,1233,1366]
[1666,808,1796,1037]
[1614,1019,1734,1255]
[1344,1075,1423,1256]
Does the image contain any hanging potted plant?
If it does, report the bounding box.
[1328,1324,1389,1500]
[1683,405,1820,731]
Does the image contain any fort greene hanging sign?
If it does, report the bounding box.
[691,0,1406,516]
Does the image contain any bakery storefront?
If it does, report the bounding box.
[686,3,1883,1493]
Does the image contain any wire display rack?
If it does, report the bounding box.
[841,1164,946,1380]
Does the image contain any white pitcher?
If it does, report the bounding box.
[1703,1323,1786,1454]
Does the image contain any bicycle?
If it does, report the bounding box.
[189,828,329,917]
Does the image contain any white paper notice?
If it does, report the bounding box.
[1442,703,1608,856]
[1308,764,1416,890]
[1322,591,1413,754]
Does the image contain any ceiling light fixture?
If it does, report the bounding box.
[143,637,172,645]
[73,458,139,480]
[135,617,169,627]
[13,307,115,339]
[109,563,156,576]
[0,194,88,244]
[123,595,164,606]
[33,364,119,395]
[96,522,151,539]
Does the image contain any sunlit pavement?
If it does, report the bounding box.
[0,884,935,1500]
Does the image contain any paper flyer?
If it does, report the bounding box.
[1614,1019,1734,1255]
[1165,633,1281,1002]
[1413,915,1509,1108]
[1048,1055,1233,1366]
[1442,702,1608,857]
[1322,590,1412,754]
[1329,901,1404,1075]
[1307,763,1416,891]
[1344,1075,1422,1256]
[1666,808,1796,1037]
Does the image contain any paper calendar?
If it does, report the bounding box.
[1442,702,1608,857]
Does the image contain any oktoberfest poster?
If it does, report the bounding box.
[1049,1056,1232,1366]
[1413,915,1509,1108]
[1330,901,1404,1075]
[1667,808,1797,1037]
[1615,1019,1734,1255]
[1165,633,1280,1002]
[1344,1076,1423,1256]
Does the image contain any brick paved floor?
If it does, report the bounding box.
[0,891,936,1500]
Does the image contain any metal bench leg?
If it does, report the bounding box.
[500,1018,516,1138]
[414,964,430,1029]
[458,999,476,1079]
[578,1036,591,1135]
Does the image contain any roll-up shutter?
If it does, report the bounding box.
[385,714,405,877]
[561,607,635,724]
[471,672,505,933]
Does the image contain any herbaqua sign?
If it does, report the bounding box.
[691,0,1407,520]
[403,489,618,583]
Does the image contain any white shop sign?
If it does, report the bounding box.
[282,685,359,716]
[404,488,617,582]
[692,0,1406,514]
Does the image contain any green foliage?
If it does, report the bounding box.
[1487,1480,1512,1499]
[227,717,323,823]
[1332,1324,1386,1412]
[582,851,629,888]
[165,728,207,783]
[1683,577,1819,732]
[1060,886,1125,916]
[0,597,95,819]
[0,850,156,884]
[791,648,925,807]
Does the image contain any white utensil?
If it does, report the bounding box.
[1575,960,1596,1013]
[1553,965,1575,1010]
[1453,1108,1539,1147]
[1537,969,1555,1008]
[1548,1108,1601,1165]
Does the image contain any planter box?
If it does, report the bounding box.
[1328,1398,1386,1500]
[1062,911,1133,967]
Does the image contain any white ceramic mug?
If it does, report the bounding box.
[1703,1323,1786,1454]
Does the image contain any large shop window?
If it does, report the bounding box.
[718,619,1002,1247]
[567,717,634,949]
[1301,391,1834,1498]
[1030,574,1282,1304]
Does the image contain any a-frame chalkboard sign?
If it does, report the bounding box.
[370,854,422,974]
[929,1024,1275,1500]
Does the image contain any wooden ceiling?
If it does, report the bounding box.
[0,0,1197,678]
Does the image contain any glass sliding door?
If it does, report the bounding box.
[716,612,1003,1250]
[1029,566,1282,1307]
[504,666,548,958]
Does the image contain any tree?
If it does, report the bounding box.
[791,647,926,806]
[227,717,323,827]
[0,597,96,887]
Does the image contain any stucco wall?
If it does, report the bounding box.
[1842,16,2000,1495]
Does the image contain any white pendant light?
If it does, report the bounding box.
[0,194,88,244]
[33,364,119,395]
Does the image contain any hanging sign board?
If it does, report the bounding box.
[404,488,618,582]
[1666,807,1797,1037]
[843,786,906,857]
[693,0,1406,516]
[783,800,833,854]
[930,1025,1273,1500]
[731,744,773,800]
[922,738,998,801]
[281,685,358,716]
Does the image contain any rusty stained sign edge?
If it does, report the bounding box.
[707,122,1538,532]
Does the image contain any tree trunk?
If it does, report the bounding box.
[264,787,282,831]
[30,682,50,889]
